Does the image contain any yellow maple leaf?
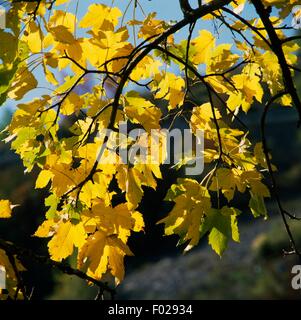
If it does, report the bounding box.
[0,200,14,219]
[34,219,56,238]
[48,220,86,261]
[158,179,211,251]
[8,66,38,101]
[130,56,161,82]
[227,73,263,113]
[60,92,84,116]
[78,231,133,285]
[206,44,239,74]
[49,10,77,33]
[22,21,43,53]
[116,162,161,210]
[79,4,122,32]
[124,92,162,132]
[190,102,221,132]
[35,170,54,189]
[138,13,169,40]
[191,30,215,65]
[50,25,76,44]
[154,73,185,109]
[82,200,144,242]
[210,168,245,201]
[116,166,144,211]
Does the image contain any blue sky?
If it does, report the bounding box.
[0,0,297,122]
[72,0,243,43]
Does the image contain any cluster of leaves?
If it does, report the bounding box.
[0,0,301,299]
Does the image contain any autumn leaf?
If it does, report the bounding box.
[48,220,86,262]
[158,179,211,251]
[78,231,133,285]
[35,170,54,189]
[124,91,162,132]
[0,200,13,219]
[79,4,122,32]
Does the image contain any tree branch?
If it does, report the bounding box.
[179,0,194,16]
[58,0,233,200]
[0,238,116,299]
[260,92,301,260]
[251,0,301,127]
